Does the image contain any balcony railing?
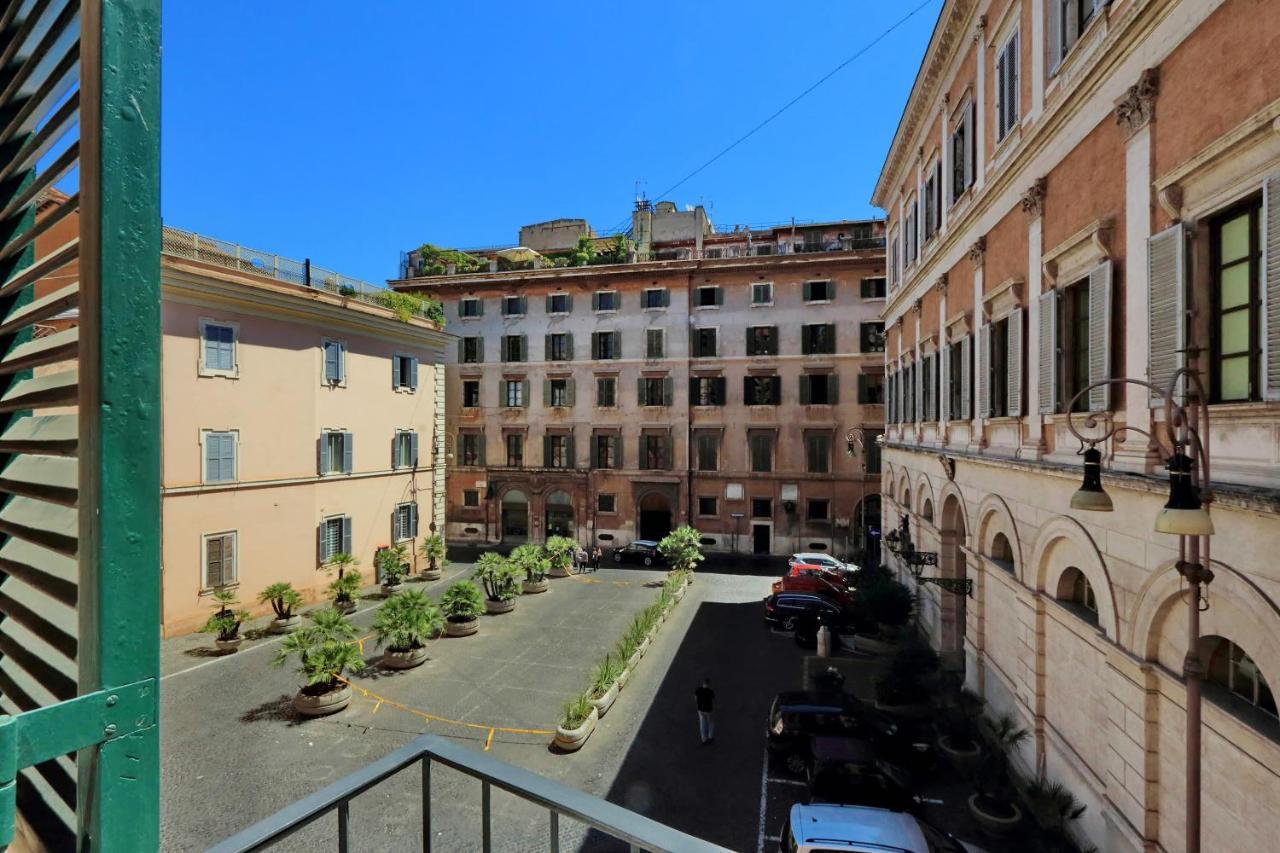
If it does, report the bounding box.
[208,732,729,853]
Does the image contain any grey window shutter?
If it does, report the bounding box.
[565,333,574,359]
[544,334,552,361]
[799,374,811,405]
[477,433,486,466]
[476,299,484,317]
[1088,262,1113,411]
[1007,308,1024,417]
[456,338,465,363]
[1048,0,1063,75]
[204,435,217,480]
[612,331,621,359]
[317,523,327,564]
[941,346,952,421]
[392,507,402,543]
[591,292,599,311]
[474,338,482,365]
[517,296,527,315]
[565,436,576,468]
[1039,289,1059,415]
[343,431,354,472]
[714,287,724,306]
[543,435,552,465]
[1147,224,1187,406]
[1009,31,1020,124]
[612,435,623,469]
[591,332,600,359]
[566,379,576,406]
[392,354,399,388]
[342,516,353,555]
[997,50,1008,135]
[565,294,574,313]
[318,434,328,474]
[590,435,599,468]
[637,377,646,405]
[661,289,670,307]
[520,379,530,407]
[1264,174,1280,399]
[830,375,840,405]
[977,325,990,417]
[662,376,674,406]
[519,335,527,361]
[411,431,420,466]
[542,379,551,407]
[409,357,419,391]
[391,434,399,470]
[545,294,554,313]
[411,504,419,538]
[960,337,973,420]
[802,281,812,301]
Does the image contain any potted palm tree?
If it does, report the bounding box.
[511,543,550,594]
[1024,775,1088,852]
[273,608,365,716]
[658,526,705,583]
[440,580,484,636]
[201,589,249,653]
[874,639,940,718]
[473,553,522,614]
[588,653,624,718]
[258,582,304,634]
[376,543,410,595]
[544,536,576,578]
[373,589,442,669]
[553,693,597,752]
[968,712,1029,836]
[324,552,362,614]
[420,534,447,581]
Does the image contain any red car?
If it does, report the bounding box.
[771,565,854,605]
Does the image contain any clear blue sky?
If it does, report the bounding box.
[160,1,939,284]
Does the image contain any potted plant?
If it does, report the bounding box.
[373,589,442,669]
[511,543,550,594]
[968,712,1029,836]
[273,608,365,716]
[440,580,484,636]
[473,553,522,614]
[376,543,410,595]
[420,534,447,581]
[615,631,638,688]
[658,525,705,582]
[201,589,249,652]
[324,552,362,613]
[664,569,689,603]
[874,639,939,718]
[936,705,983,772]
[553,693,597,752]
[1024,776,1089,852]
[588,654,624,718]
[257,582,304,634]
[544,536,576,578]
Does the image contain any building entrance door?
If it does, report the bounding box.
[544,490,575,539]
[637,491,673,541]
[500,490,529,543]
[753,523,771,555]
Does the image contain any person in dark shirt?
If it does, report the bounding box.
[695,677,715,744]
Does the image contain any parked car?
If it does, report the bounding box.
[763,593,855,632]
[612,540,665,566]
[767,691,902,774]
[781,803,989,853]
[771,570,855,605]
[790,553,859,582]
[806,736,916,813]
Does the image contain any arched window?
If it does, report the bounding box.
[1204,636,1278,724]
[922,498,934,523]
[1055,566,1098,626]
[988,532,1015,573]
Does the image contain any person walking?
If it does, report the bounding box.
[695,677,715,744]
[591,545,602,572]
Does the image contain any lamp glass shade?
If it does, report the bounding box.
[1070,446,1113,512]
[1154,451,1214,536]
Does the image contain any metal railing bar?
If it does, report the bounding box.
[481,779,491,853]
[0,0,23,40]
[0,87,76,186]
[421,756,431,853]
[0,0,57,76]
[336,802,349,853]
[549,810,558,853]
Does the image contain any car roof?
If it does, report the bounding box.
[793,553,839,562]
[631,540,658,547]
[774,690,856,712]
[789,804,926,852]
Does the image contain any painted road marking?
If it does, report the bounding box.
[755,745,770,853]
[765,777,806,787]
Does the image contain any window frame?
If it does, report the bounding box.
[201,429,238,484]
[502,335,526,363]
[803,279,833,304]
[806,498,830,521]
[860,277,887,299]
[392,353,418,392]
[596,376,617,407]
[597,493,617,514]
[594,290,618,312]
[746,325,778,357]
[692,326,719,358]
[749,432,774,473]
[642,288,668,310]
[320,429,352,476]
[201,530,238,590]
[199,318,239,378]
[996,27,1021,143]
[505,433,524,468]
[501,295,525,317]
[459,297,482,319]
[802,323,837,356]
[695,285,722,309]
[463,489,480,508]
[549,378,570,408]
[461,336,482,364]
[393,501,418,543]
[459,432,484,467]
[321,338,347,386]
[503,379,525,408]
[319,514,348,564]
[462,379,481,409]
[751,282,774,306]
[645,327,666,359]
[547,292,571,315]
[697,496,719,518]
[989,317,1010,417]
[392,429,418,469]
[1209,195,1262,403]
[694,431,720,471]
[805,432,831,474]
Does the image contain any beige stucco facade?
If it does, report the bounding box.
[159,256,450,636]
[872,1,1280,852]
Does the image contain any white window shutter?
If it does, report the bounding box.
[963,103,975,188]
[1263,174,1280,400]
[1038,290,1058,414]
[960,336,972,420]
[941,345,951,422]
[411,504,419,538]
[392,507,402,542]
[1088,261,1113,411]
[1147,224,1187,406]
[1008,308,1024,417]
[977,326,990,417]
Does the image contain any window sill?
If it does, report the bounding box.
[199,583,239,597]
[393,387,417,395]
[198,369,240,380]
[804,300,833,306]
[694,305,721,311]
[594,309,618,315]
[750,302,774,308]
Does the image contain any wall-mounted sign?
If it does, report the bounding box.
[726,483,744,500]
[781,484,799,501]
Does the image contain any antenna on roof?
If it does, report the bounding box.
[634,180,651,211]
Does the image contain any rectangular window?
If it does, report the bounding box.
[803,280,832,302]
[695,432,719,471]
[593,331,619,360]
[695,286,721,308]
[744,375,781,406]
[502,295,525,316]
[749,432,773,472]
[460,298,482,318]
[547,333,572,361]
[997,29,1021,141]
[640,434,670,470]
[393,354,418,390]
[802,324,836,355]
[546,435,571,468]
[462,380,480,408]
[865,431,883,474]
[922,356,934,420]
[751,498,772,518]
[1062,281,1091,412]
[594,290,618,311]
[203,431,236,483]
[642,288,668,309]
[1211,199,1261,402]
[392,430,418,469]
[692,328,718,358]
[639,376,670,406]
[463,489,480,508]
[949,341,967,419]
[802,373,835,405]
[646,328,665,359]
[697,496,718,517]
[746,326,778,356]
[597,493,616,514]
[504,379,526,408]
[203,531,237,588]
[1056,0,1098,63]
[502,335,526,362]
[805,433,831,473]
[460,433,484,467]
[318,514,349,564]
[202,322,236,374]
[751,282,773,305]
[548,293,570,314]
[858,373,885,405]
[393,502,418,542]
[596,376,616,407]
[506,433,523,467]
[860,277,886,299]
[951,101,976,201]
[592,434,619,470]
[989,317,1010,416]
[320,430,352,475]
[322,339,345,384]
[923,162,940,241]
[806,499,830,521]
[691,376,726,406]
[461,337,482,364]
[549,378,570,407]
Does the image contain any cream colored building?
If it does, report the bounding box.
[872,1,1280,851]
[157,231,450,635]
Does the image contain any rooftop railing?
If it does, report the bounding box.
[207,731,730,853]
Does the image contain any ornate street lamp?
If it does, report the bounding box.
[888,513,972,598]
[1064,358,1213,853]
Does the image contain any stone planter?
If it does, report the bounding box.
[637,638,651,659]
[874,699,933,720]
[422,567,443,581]
[617,667,632,689]
[937,734,982,772]
[382,645,429,670]
[268,615,301,635]
[588,683,619,718]
[553,708,598,752]
[214,636,243,653]
[853,633,897,655]
[381,582,404,596]
[968,794,1023,837]
[294,683,352,717]
[522,578,549,594]
[626,652,641,674]
[548,564,571,579]
[485,598,516,615]
[672,585,686,603]
[336,599,358,615]
[445,617,478,637]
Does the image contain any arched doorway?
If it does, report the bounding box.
[544,490,575,540]
[637,491,673,541]
[500,490,529,543]
[938,493,967,674]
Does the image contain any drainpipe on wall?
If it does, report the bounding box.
[685,269,695,528]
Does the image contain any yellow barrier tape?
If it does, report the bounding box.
[335,674,556,740]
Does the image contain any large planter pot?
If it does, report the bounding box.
[626,652,641,674]
[853,633,897,655]
[294,684,352,717]
[422,568,443,581]
[522,578,549,594]
[874,699,933,720]
[485,598,516,615]
[215,637,243,653]
[445,617,478,637]
[672,585,686,603]
[553,708,598,752]
[968,794,1023,837]
[548,564,571,579]
[382,645,429,670]
[589,683,619,718]
[637,638,651,658]
[268,615,301,635]
[381,582,404,596]
[617,667,632,689]
[937,734,982,772]
[336,599,358,615]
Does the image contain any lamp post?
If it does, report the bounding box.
[1063,361,1213,853]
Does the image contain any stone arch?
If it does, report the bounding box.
[896,468,912,504]
[1028,515,1120,641]
[974,494,1024,580]
[1130,559,1280,696]
[937,483,968,543]
[913,472,936,519]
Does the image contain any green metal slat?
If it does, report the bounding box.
[0,454,77,504]
[0,494,76,555]
[0,237,77,300]
[0,282,78,336]
[0,367,77,412]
